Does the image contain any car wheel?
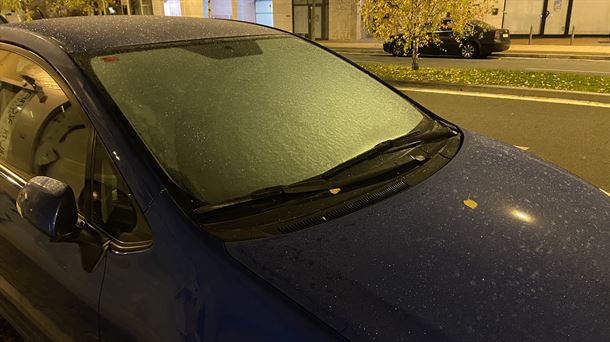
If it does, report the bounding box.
[460,42,478,59]
[391,42,406,57]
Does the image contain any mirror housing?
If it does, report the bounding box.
[16,176,78,240]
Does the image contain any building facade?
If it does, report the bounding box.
[138,0,609,38]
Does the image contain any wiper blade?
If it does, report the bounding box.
[194,124,457,216]
[320,123,457,179]
[194,151,427,216]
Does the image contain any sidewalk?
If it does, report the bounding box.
[319,37,610,59]
[506,38,610,57]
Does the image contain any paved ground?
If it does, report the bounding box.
[333,52,610,75]
[510,37,610,46]
[398,87,610,192]
[328,36,610,191]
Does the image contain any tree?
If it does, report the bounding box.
[0,0,24,16]
[1,0,44,20]
[0,0,113,20]
[359,0,492,70]
[0,0,21,12]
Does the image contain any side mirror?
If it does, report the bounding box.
[16,176,79,240]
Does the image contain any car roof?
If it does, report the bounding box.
[5,16,285,54]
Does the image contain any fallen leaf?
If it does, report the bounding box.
[463,199,478,209]
[329,188,341,195]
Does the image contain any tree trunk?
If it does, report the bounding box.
[411,42,420,71]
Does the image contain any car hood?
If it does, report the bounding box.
[226,131,610,341]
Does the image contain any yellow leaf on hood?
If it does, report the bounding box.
[463,199,478,209]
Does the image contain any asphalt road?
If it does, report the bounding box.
[399,88,610,192]
[335,50,610,76]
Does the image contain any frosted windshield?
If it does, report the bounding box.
[90,36,424,203]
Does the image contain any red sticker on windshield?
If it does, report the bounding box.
[102,56,119,62]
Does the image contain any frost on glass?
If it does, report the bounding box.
[91,37,423,203]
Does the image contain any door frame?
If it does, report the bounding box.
[291,0,329,40]
[540,0,574,36]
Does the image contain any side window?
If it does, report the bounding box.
[91,138,152,243]
[0,49,89,206]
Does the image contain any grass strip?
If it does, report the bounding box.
[360,63,610,94]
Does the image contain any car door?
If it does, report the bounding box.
[417,23,438,55]
[436,19,460,55]
[0,44,104,341]
[87,135,156,341]
[420,21,452,55]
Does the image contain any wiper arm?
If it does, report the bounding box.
[282,151,427,193]
[194,185,290,215]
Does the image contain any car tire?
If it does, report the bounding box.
[460,42,479,59]
[391,42,406,57]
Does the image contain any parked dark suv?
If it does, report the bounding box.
[384,20,510,59]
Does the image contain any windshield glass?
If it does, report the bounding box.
[473,20,496,30]
[89,36,424,203]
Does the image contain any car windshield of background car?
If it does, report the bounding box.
[89,36,424,204]
[472,20,496,30]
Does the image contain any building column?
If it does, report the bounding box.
[180,0,204,17]
[151,0,164,15]
[232,0,238,19]
[356,0,363,39]
[328,0,358,40]
[273,0,293,32]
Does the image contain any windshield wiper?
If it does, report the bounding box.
[319,123,457,180]
[194,157,421,216]
[194,124,457,215]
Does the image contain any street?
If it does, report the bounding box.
[399,87,610,192]
[329,47,610,192]
[334,49,610,76]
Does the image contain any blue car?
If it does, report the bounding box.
[0,16,608,341]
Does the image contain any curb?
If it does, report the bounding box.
[384,80,610,104]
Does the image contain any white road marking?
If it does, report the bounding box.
[514,145,530,151]
[525,67,610,75]
[396,87,610,108]
[601,188,610,197]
